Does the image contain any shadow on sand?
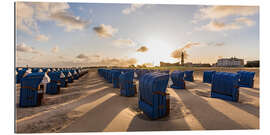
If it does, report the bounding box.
[174,90,246,130]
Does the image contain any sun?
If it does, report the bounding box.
[133,39,176,66]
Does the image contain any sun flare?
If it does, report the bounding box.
[133,39,176,66]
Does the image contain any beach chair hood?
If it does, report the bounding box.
[41,73,50,84]
[60,72,65,78]
[23,69,32,77]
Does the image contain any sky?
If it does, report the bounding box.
[15,2,259,67]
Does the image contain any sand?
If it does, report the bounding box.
[15,69,259,133]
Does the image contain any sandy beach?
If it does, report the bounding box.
[15,69,259,133]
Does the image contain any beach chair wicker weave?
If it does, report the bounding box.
[19,72,50,107]
[119,71,136,97]
[203,71,216,83]
[211,72,240,102]
[170,70,185,89]
[237,71,255,88]
[139,72,170,119]
[184,70,194,82]
[46,71,65,94]
[111,70,121,88]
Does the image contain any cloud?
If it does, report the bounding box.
[195,6,259,20]
[58,55,65,59]
[199,21,242,31]
[171,49,189,59]
[92,54,101,58]
[93,24,118,38]
[170,42,202,59]
[136,46,148,52]
[113,39,136,47]
[16,2,90,34]
[16,42,42,55]
[171,42,200,59]
[31,2,70,20]
[171,41,225,60]
[76,53,89,59]
[180,42,201,51]
[186,31,193,35]
[51,46,59,53]
[193,6,258,32]
[207,42,225,47]
[35,34,49,41]
[16,2,37,34]
[50,11,90,32]
[235,17,255,26]
[199,18,255,32]
[122,4,144,15]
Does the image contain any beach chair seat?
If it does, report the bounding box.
[211,72,240,102]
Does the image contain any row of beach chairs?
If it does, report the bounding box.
[16,67,88,107]
[97,68,255,120]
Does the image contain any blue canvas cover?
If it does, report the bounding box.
[42,68,50,73]
[119,71,136,97]
[135,69,150,80]
[98,68,108,80]
[170,70,185,89]
[184,70,194,82]
[46,72,65,94]
[203,71,216,83]
[211,72,240,102]
[16,69,27,83]
[111,70,121,88]
[19,72,50,107]
[237,71,255,88]
[31,68,42,73]
[138,72,170,119]
[106,70,113,83]
[101,69,110,82]
[59,71,68,87]
[98,68,104,77]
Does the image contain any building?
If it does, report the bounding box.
[246,60,259,67]
[216,57,244,67]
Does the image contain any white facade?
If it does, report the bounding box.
[216,58,244,67]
